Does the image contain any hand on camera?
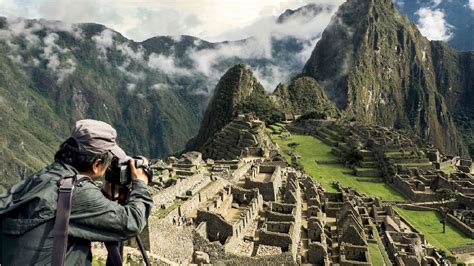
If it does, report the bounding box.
[130,157,149,185]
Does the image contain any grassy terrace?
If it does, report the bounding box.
[395,208,473,255]
[368,242,385,266]
[268,124,406,201]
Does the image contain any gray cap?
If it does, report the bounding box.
[70,119,127,161]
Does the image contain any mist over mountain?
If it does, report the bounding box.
[0,4,340,187]
[0,0,473,190]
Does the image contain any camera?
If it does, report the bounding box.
[105,156,153,185]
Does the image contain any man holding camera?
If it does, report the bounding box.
[0,119,154,265]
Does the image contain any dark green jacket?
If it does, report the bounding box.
[0,161,154,265]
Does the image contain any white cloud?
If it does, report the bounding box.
[0,0,343,42]
[116,42,145,63]
[151,83,171,91]
[39,32,76,82]
[92,29,116,57]
[253,64,292,91]
[416,8,452,41]
[297,37,320,64]
[469,0,474,10]
[148,53,192,76]
[117,60,145,81]
[126,83,136,93]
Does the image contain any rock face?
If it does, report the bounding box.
[301,0,470,156]
[193,64,270,150]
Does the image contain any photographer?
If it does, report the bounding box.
[0,119,153,265]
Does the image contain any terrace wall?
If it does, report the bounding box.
[447,214,474,238]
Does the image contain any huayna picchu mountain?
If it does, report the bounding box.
[301,0,472,157]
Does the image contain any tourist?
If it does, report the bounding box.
[0,119,153,265]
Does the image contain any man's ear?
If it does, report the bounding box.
[92,159,102,174]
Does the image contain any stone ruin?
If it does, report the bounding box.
[201,114,277,160]
[288,118,474,249]
[111,117,463,265]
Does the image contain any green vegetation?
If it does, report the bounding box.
[269,124,406,201]
[92,259,106,266]
[371,224,393,266]
[368,242,385,266]
[441,165,456,174]
[395,208,473,255]
[154,199,182,219]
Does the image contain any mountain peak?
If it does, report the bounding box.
[299,0,468,156]
[277,3,332,24]
[193,64,266,150]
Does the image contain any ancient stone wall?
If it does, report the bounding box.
[458,194,474,209]
[153,172,208,208]
[197,210,233,244]
[244,165,282,201]
[265,210,295,222]
[447,214,474,238]
[192,232,296,265]
[391,174,442,202]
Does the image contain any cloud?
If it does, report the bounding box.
[0,0,342,42]
[92,29,116,57]
[116,42,145,63]
[253,64,293,91]
[117,60,145,81]
[40,32,76,82]
[151,83,171,91]
[148,53,193,76]
[126,83,136,93]
[0,1,344,94]
[416,7,452,41]
[469,0,474,10]
[296,37,320,64]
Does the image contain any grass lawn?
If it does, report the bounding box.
[368,242,385,266]
[395,208,473,255]
[268,125,406,201]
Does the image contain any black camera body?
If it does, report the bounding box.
[105,156,153,185]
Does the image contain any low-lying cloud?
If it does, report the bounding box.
[0,19,80,82]
[416,7,453,41]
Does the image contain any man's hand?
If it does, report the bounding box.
[130,158,149,185]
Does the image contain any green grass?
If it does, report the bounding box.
[154,199,182,219]
[269,127,406,201]
[441,165,456,173]
[368,242,385,266]
[384,151,414,159]
[395,208,474,255]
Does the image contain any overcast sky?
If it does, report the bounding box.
[0,0,346,42]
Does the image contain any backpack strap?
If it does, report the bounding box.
[51,175,76,266]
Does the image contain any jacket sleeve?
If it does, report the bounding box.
[68,180,154,242]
